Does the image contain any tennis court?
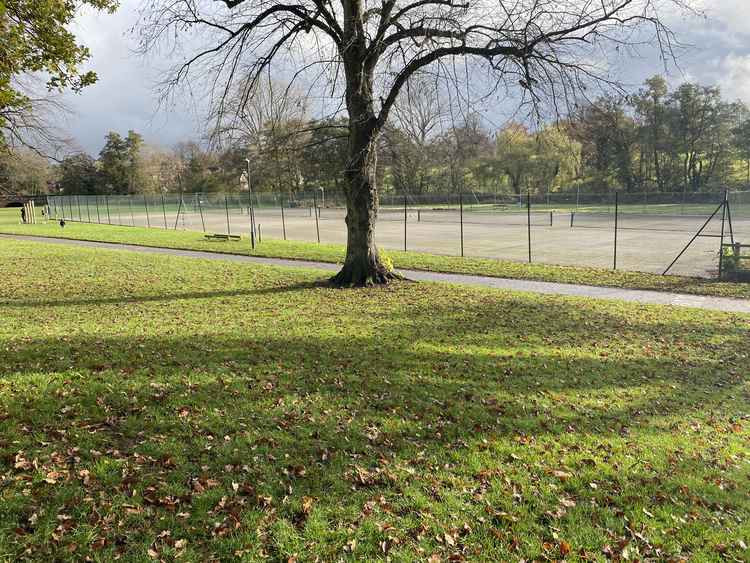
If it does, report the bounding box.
[48,191,749,278]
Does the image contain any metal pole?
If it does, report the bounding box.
[280,197,287,241]
[527,190,532,263]
[68,195,74,220]
[224,195,231,236]
[246,159,256,246]
[459,192,464,257]
[663,201,725,275]
[197,197,206,232]
[570,212,575,228]
[76,195,82,221]
[144,195,150,228]
[128,198,134,226]
[404,195,407,251]
[313,190,320,243]
[95,195,101,224]
[613,191,619,270]
[85,196,91,223]
[725,191,735,245]
[117,198,122,226]
[174,197,183,230]
[549,211,553,226]
[105,195,111,224]
[161,194,168,229]
[718,190,728,279]
[576,185,580,211]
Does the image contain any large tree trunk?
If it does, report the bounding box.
[329,105,396,286]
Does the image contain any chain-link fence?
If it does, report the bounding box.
[47,190,750,278]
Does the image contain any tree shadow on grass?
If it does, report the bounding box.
[0,289,747,560]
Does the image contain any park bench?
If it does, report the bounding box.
[204,233,241,241]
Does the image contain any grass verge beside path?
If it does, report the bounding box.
[0,238,748,560]
[1,208,749,299]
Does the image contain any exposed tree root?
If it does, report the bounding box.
[329,259,404,287]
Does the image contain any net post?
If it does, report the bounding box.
[313,190,320,243]
[613,191,619,270]
[570,212,575,228]
[459,191,464,257]
[549,211,553,227]
[280,196,286,241]
[527,190,532,263]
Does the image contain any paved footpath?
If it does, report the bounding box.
[3,233,750,314]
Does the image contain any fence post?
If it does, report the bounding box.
[197,197,205,232]
[527,190,532,263]
[459,192,464,257]
[174,196,183,230]
[280,197,287,241]
[95,195,101,223]
[313,190,320,243]
[105,195,111,224]
[68,196,74,220]
[76,195,83,221]
[144,195,150,228]
[224,195,231,235]
[117,199,123,226]
[162,194,168,229]
[718,190,728,279]
[85,196,91,223]
[404,195,407,251]
[248,187,256,248]
[128,198,135,226]
[613,191,619,270]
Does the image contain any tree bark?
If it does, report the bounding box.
[329,85,396,286]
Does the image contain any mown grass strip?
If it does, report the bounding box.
[1,207,748,299]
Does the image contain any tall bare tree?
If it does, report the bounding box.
[139,0,692,285]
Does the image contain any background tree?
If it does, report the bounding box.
[0,148,53,194]
[0,0,117,151]
[140,0,690,284]
[57,153,99,195]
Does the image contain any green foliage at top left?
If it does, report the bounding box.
[0,0,118,147]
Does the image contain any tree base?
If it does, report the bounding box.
[329,259,403,287]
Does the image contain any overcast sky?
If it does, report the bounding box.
[59,0,750,155]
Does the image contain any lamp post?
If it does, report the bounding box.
[244,158,256,248]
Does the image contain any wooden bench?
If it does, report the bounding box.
[204,233,241,241]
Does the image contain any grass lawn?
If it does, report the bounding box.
[2,208,749,299]
[0,237,748,561]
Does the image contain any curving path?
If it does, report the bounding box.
[2,233,749,314]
